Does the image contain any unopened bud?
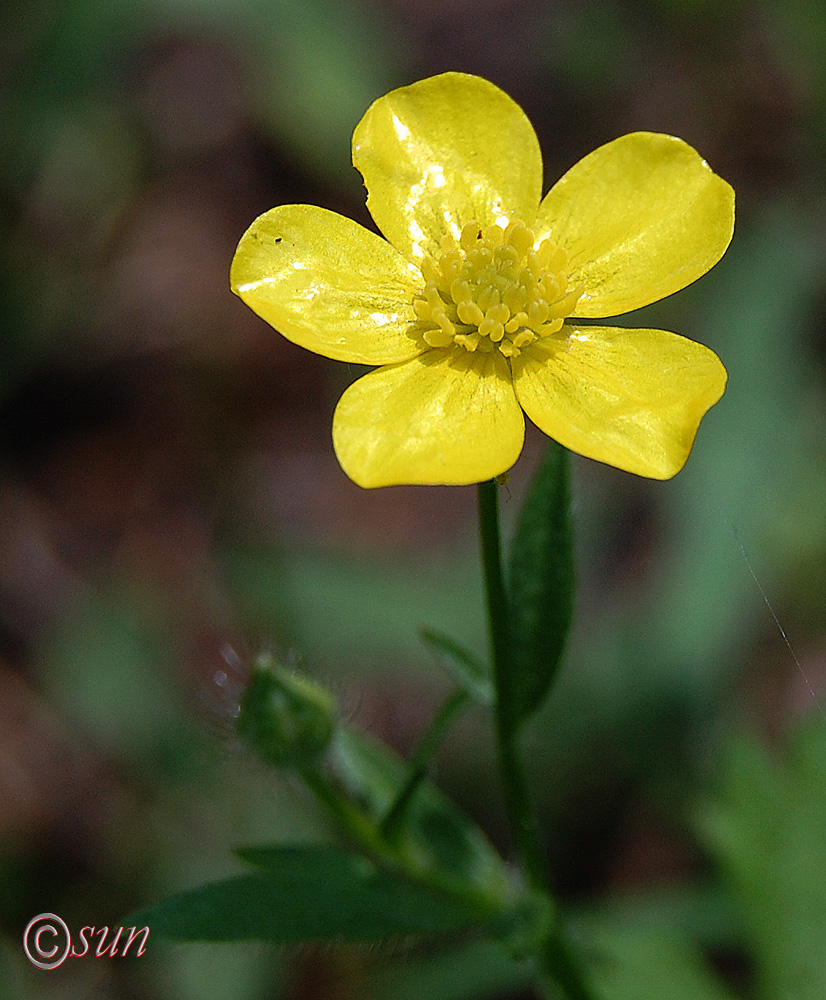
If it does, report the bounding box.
[236,655,336,772]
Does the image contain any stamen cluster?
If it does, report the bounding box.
[412,220,581,358]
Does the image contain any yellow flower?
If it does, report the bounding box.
[231,73,733,488]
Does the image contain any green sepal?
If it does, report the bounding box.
[236,653,336,772]
[506,440,575,729]
[127,845,487,942]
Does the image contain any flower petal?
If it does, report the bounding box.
[333,350,525,487]
[231,204,424,364]
[536,133,735,317]
[352,73,542,262]
[512,326,727,479]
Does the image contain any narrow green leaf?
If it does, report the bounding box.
[506,440,575,726]
[330,729,511,904]
[381,688,471,842]
[129,845,487,942]
[368,938,532,1000]
[420,628,493,705]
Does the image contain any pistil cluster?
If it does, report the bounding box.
[412,220,582,359]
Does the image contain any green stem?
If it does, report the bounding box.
[304,749,503,916]
[540,932,600,1000]
[380,687,470,840]
[477,480,600,1000]
[477,479,546,891]
[303,770,389,858]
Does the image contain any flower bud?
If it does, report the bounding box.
[236,655,336,772]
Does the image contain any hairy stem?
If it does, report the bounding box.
[477,479,600,1000]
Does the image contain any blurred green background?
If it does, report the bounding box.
[2,0,826,997]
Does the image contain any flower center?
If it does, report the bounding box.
[412,220,582,359]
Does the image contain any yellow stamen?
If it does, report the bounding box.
[411,220,582,359]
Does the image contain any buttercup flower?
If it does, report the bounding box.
[231,73,733,488]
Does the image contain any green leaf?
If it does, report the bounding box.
[420,628,493,705]
[700,719,826,999]
[330,729,511,905]
[129,845,487,942]
[588,925,736,1000]
[380,688,471,843]
[368,938,532,1000]
[506,440,575,727]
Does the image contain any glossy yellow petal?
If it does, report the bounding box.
[353,73,542,263]
[333,350,524,487]
[537,133,735,317]
[231,205,424,364]
[512,326,726,479]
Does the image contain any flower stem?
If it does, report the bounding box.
[477,479,600,1000]
[477,479,546,891]
[380,687,469,840]
[539,931,601,1000]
